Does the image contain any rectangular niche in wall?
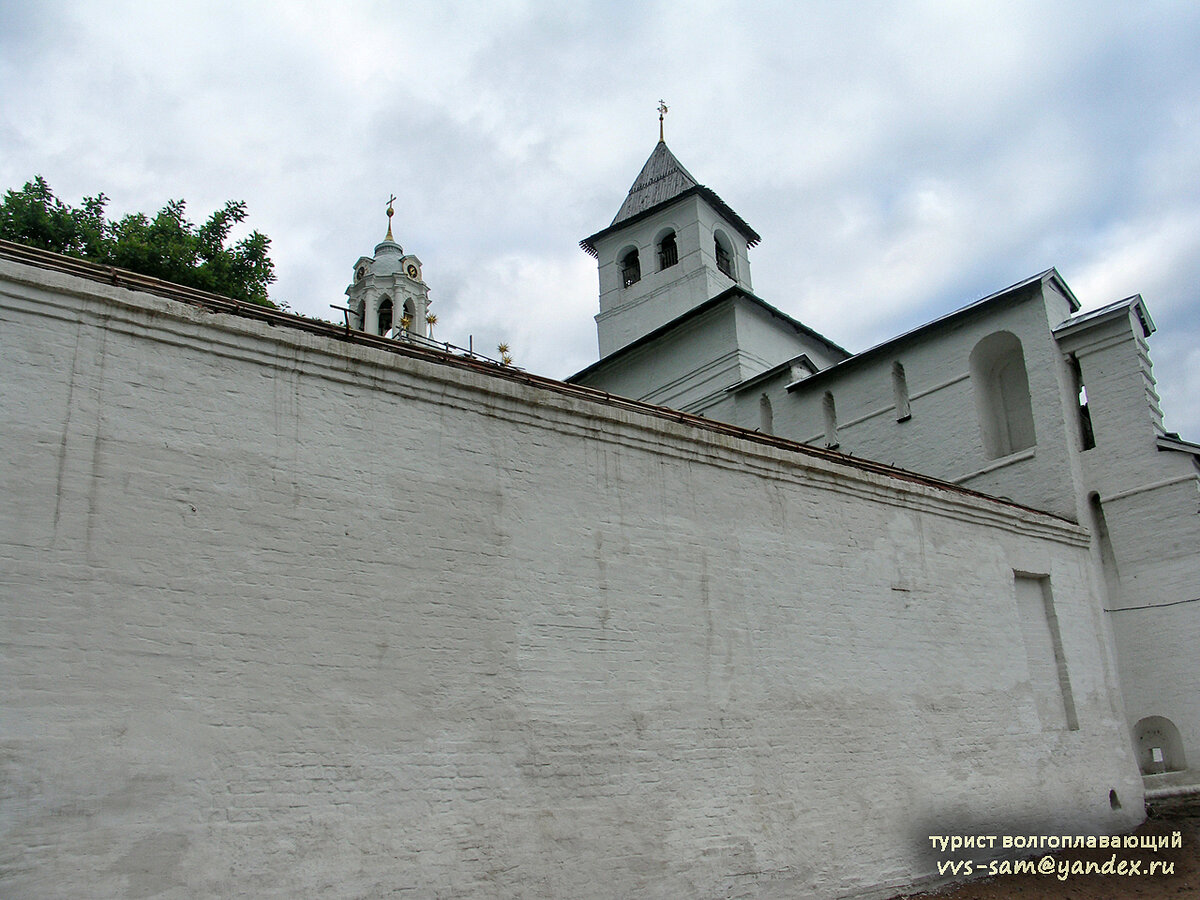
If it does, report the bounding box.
[1014,573,1079,731]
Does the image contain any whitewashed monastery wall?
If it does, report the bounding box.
[1,258,1143,899]
[775,283,1200,788]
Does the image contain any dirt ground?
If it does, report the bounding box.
[894,797,1199,899]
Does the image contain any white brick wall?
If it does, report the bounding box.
[778,284,1083,520]
[1065,310,1200,778]
[764,283,1200,788]
[0,259,1142,898]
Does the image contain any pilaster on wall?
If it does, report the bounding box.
[1056,299,1200,791]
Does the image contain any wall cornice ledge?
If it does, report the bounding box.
[1,255,1086,548]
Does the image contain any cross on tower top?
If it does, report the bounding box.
[657,100,668,142]
[385,194,397,241]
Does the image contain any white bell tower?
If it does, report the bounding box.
[346,196,431,338]
[580,107,760,358]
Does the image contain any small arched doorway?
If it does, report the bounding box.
[1134,716,1187,775]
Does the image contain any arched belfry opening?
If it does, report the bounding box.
[620,247,641,287]
[714,230,735,280]
[657,230,678,270]
[377,297,393,336]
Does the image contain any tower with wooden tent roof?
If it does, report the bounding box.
[572,105,847,422]
[579,104,761,358]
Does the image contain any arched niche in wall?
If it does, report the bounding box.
[822,391,839,449]
[892,361,911,421]
[969,331,1036,459]
[759,393,774,435]
[1134,716,1187,775]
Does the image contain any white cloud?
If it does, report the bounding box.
[2,0,1197,437]
[1073,212,1200,312]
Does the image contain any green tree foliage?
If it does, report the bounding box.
[0,176,276,307]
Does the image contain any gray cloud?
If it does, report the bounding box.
[3,0,1197,435]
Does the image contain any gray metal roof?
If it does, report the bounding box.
[784,269,1078,393]
[1053,294,1155,339]
[1157,433,1200,456]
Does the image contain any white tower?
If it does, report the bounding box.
[346,198,431,338]
[580,130,760,358]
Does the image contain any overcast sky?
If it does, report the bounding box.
[3,1,1198,437]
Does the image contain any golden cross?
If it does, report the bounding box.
[385,194,396,240]
[658,100,668,142]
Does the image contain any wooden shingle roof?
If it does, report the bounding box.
[610,140,701,225]
[580,142,760,256]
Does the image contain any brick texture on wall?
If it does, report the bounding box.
[0,260,1142,899]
